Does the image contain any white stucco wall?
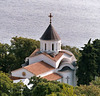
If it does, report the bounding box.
[58,70,74,86]
[11,68,34,78]
[40,40,61,54]
[29,54,56,68]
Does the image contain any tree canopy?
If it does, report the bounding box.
[0,71,24,96]
[0,72,100,96]
[0,37,40,73]
[76,39,100,85]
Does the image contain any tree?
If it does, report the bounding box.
[0,43,17,73]
[23,76,77,96]
[10,36,40,69]
[0,37,40,72]
[32,82,61,96]
[92,39,100,76]
[0,71,24,96]
[76,39,97,85]
[0,71,12,96]
[74,84,100,96]
[91,77,100,88]
[11,81,24,96]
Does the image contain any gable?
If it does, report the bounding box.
[29,54,56,68]
[11,68,34,78]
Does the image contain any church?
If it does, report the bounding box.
[11,13,77,86]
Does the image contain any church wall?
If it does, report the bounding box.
[40,40,61,54]
[11,68,34,78]
[59,71,74,86]
[29,54,56,68]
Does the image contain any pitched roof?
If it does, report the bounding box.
[40,24,61,40]
[24,61,54,75]
[29,48,40,57]
[43,73,62,81]
[29,49,72,62]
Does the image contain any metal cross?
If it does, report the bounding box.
[66,76,70,84]
[48,13,53,24]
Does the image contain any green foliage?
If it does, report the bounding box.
[46,92,67,96]
[0,43,14,73]
[92,39,100,76]
[91,77,100,88]
[0,71,24,96]
[23,76,77,96]
[61,45,81,60]
[11,81,24,96]
[1,73,100,96]
[0,37,40,73]
[74,78,100,96]
[74,84,100,96]
[32,82,61,96]
[76,39,98,85]
[10,36,40,70]
[0,71,12,95]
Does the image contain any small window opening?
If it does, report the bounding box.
[52,44,54,51]
[45,43,46,50]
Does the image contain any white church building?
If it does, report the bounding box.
[11,14,77,86]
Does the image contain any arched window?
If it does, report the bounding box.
[59,66,72,72]
[52,44,54,51]
[45,43,46,50]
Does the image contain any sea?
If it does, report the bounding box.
[0,0,100,49]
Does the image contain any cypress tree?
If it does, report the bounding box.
[76,39,97,85]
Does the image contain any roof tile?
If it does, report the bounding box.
[24,61,54,75]
[43,73,62,81]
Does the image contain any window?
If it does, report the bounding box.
[22,72,26,76]
[45,43,46,50]
[52,44,54,51]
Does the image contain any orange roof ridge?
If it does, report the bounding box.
[29,49,64,62]
[29,49,73,63]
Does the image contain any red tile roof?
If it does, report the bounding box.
[43,73,62,81]
[24,61,54,75]
[29,49,67,62]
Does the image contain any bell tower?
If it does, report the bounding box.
[40,13,61,54]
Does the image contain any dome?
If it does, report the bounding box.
[40,24,61,41]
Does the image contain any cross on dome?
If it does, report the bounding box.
[48,13,53,24]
